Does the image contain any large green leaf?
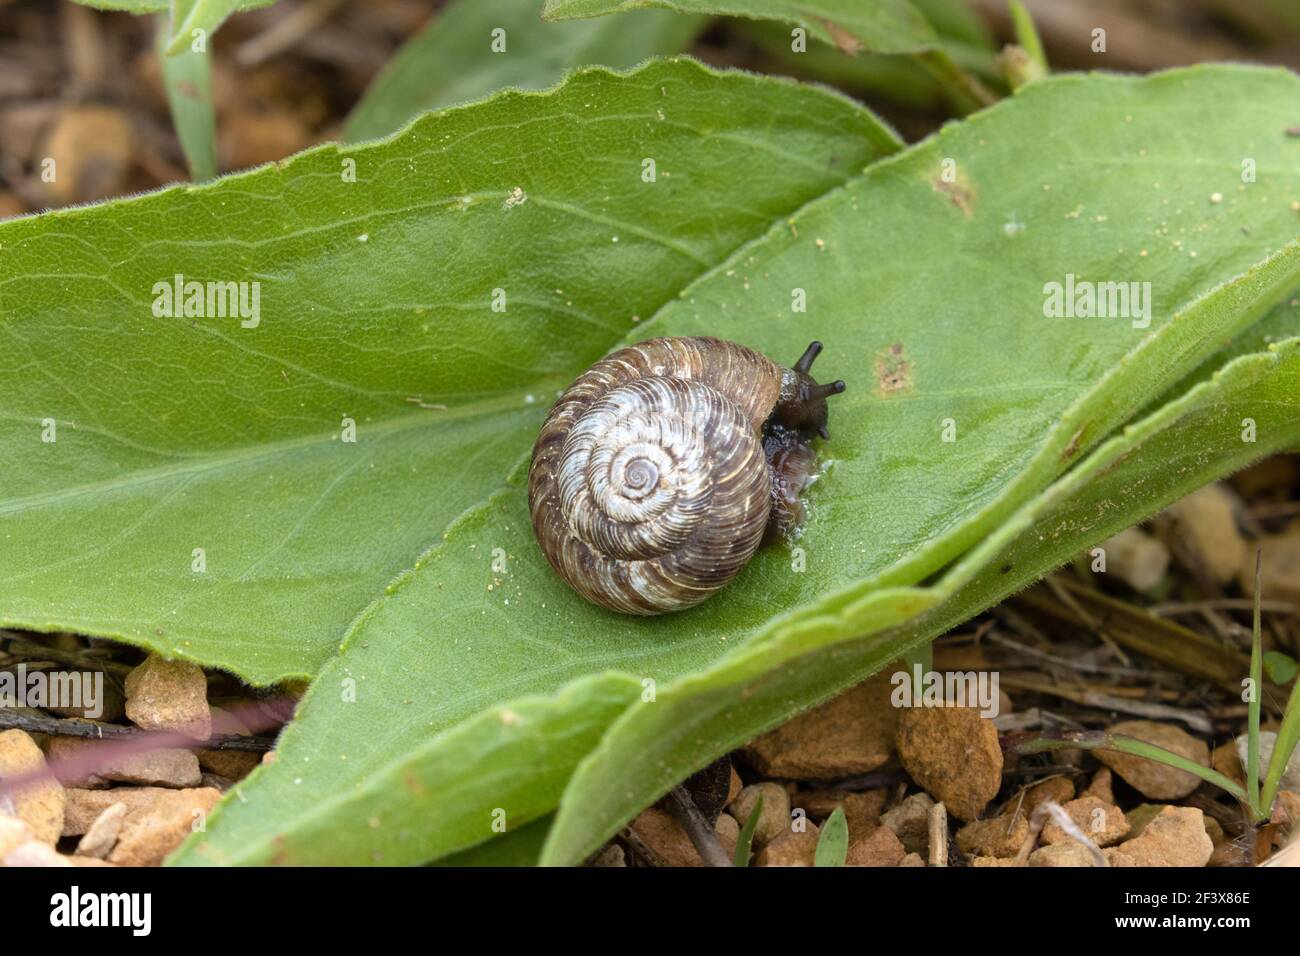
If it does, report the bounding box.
[542,321,1300,865]
[180,672,639,865]
[345,0,708,143]
[542,0,938,54]
[172,65,1300,865]
[0,60,897,685]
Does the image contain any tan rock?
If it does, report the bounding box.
[971,855,1016,867]
[880,791,935,854]
[48,734,200,788]
[63,786,220,837]
[1209,841,1248,867]
[1239,533,1300,604]
[629,808,704,867]
[68,855,117,867]
[1168,485,1247,586]
[714,812,740,858]
[1004,775,1075,816]
[896,706,1003,821]
[1203,815,1226,846]
[730,782,790,847]
[124,655,212,741]
[1212,739,1246,787]
[1083,767,1114,804]
[742,670,897,778]
[38,105,133,205]
[3,840,74,867]
[103,749,202,788]
[845,824,906,867]
[956,813,1029,858]
[588,844,625,867]
[220,107,312,172]
[42,672,125,722]
[1125,803,1164,837]
[107,788,222,867]
[795,788,886,838]
[726,765,742,805]
[756,825,821,867]
[1237,732,1300,795]
[1230,456,1298,498]
[0,812,34,858]
[899,851,925,867]
[196,706,261,780]
[1041,796,1129,847]
[44,733,110,788]
[0,729,65,843]
[1100,527,1169,592]
[1270,791,1300,841]
[1029,842,1097,867]
[75,802,127,859]
[1105,806,1213,867]
[1095,721,1209,800]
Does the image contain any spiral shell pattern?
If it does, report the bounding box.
[529,337,783,614]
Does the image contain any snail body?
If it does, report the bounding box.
[527,337,844,615]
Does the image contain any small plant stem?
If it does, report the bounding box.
[1248,549,1263,819]
[664,784,733,867]
[157,10,218,181]
[0,708,272,752]
[911,49,997,114]
[1007,1,1048,74]
[927,801,948,866]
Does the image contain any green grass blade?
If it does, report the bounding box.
[1260,673,1300,816]
[1017,732,1248,804]
[734,795,763,868]
[814,806,848,867]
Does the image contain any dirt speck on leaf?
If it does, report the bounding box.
[819,19,863,55]
[875,343,914,396]
[931,175,975,217]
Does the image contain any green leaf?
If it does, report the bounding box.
[814,806,848,866]
[175,673,641,865]
[734,795,762,867]
[1264,650,1299,685]
[542,0,995,112]
[167,65,1300,866]
[0,58,898,686]
[542,0,939,54]
[432,814,554,866]
[156,11,218,180]
[69,0,276,54]
[345,0,707,143]
[543,329,1300,865]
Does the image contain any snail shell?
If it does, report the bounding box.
[528,336,844,615]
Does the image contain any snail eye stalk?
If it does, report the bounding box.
[794,340,823,374]
[807,380,846,401]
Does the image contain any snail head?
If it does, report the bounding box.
[772,341,846,441]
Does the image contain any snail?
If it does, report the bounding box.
[527,336,845,615]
